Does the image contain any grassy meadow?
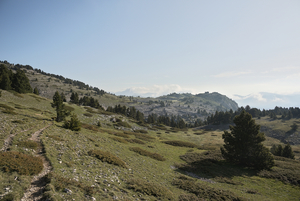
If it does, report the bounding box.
[0,89,300,200]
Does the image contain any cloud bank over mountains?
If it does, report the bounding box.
[232,92,300,109]
[115,84,189,97]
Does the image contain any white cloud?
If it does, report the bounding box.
[232,93,267,102]
[116,84,191,97]
[213,71,251,78]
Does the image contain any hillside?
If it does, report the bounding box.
[0,61,238,125]
[0,90,300,200]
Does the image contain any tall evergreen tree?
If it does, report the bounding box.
[282,143,295,159]
[221,110,274,170]
[0,64,12,90]
[51,91,68,122]
[12,69,32,93]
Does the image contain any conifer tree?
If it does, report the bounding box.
[12,69,32,93]
[33,87,39,95]
[0,64,12,90]
[221,110,274,170]
[63,113,81,131]
[282,143,295,159]
[51,91,68,122]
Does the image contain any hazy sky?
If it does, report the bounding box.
[1,0,300,105]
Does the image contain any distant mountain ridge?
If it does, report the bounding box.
[1,60,238,124]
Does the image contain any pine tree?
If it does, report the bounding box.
[60,92,66,102]
[0,64,12,90]
[12,69,32,93]
[221,110,274,170]
[33,87,39,95]
[63,113,81,131]
[282,143,295,159]
[51,91,68,122]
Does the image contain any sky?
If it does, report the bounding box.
[1,0,300,109]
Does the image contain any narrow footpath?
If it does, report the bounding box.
[21,124,53,201]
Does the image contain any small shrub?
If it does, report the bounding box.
[110,136,128,144]
[113,132,130,138]
[134,133,155,142]
[2,109,17,115]
[127,178,173,199]
[29,107,42,112]
[0,103,15,110]
[0,152,43,175]
[64,105,75,112]
[125,139,145,144]
[1,193,14,201]
[83,113,93,117]
[82,123,99,132]
[48,135,64,141]
[63,114,81,131]
[11,120,24,124]
[129,147,166,161]
[163,140,198,148]
[17,140,39,150]
[88,150,127,168]
[134,129,148,133]
[116,121,131,128]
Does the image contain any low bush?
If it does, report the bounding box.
[81,123,99,132]
[0,103,15,111]
[11,120,24,124]
[126,139,145,144]
[172,176,244,201]
[134,133,154,142]
[29,107,42,112]
[163,140,198,148]
[110,136,128,144]
[116,121,131,128]
[64,105,75,112]
[83,113,93,117]
[134,129,148,133]
[17,140,39,150]
[180,150,224,164]
[113,132,130,138]
[88,150,127,168]
[1,193,14,201]
[129,147,165,161]
[0,152,43,175]
[47,135,64,141]
[127,178,173,200]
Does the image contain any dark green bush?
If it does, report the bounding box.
[11,120,24,124]
[134,133,155,141]
[63,114,81,131]
[1,193,14,201]
[127,178,173,199]
[129,147,165,161]
[0,152,43,175]
[29,107,42,112]
[17,140,39,150]
[113,132,130,138]
[88,150,127,168]
[163,140,198,148]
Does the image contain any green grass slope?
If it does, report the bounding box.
[0,89,300,200]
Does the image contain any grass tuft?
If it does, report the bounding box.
[17,140,39,150]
